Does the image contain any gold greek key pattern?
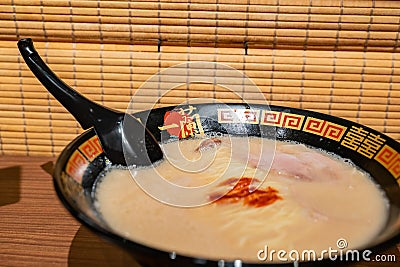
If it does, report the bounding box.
[78,136,103,162]
[261,111,304,130]
[218,108,260,124]
[65,150,88,184]
[302,117,347,141]
[375,145,400,181]
[66,136,104,184]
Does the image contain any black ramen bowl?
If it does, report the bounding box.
[53,103,400,267]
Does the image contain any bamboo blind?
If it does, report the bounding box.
[0,0,399,156]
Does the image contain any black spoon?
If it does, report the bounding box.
[17,38,163,166]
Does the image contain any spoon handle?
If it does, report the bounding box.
[17,38,119,130]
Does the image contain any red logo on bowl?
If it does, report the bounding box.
[159,106,204,138]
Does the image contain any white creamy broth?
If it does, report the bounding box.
[94,137,388,262]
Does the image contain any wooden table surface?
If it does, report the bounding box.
[0,156,140,267]
[0,156,399,267]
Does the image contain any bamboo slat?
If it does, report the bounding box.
[1,0,400,50]
[1,1,400,155]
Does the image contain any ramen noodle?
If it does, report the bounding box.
[94,137,388,262]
